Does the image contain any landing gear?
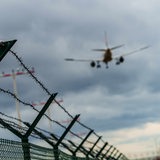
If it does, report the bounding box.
[105,62,109,69]
[90,61,109,69]
[96,61,101,68]
[116,61,120,65]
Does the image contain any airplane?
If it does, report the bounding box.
[65,35,149,68]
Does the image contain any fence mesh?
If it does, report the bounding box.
[30,143,54,160]
[0,138,24,160]
[0,138,94,160]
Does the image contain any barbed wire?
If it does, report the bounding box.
[9,50,52,96]
[0,110,95,152]
[0,87,103,150]
[0,87,88,142]
[0,47,125,159]
[0,101,111,157]
[1,50,108,148]
[9,50,98,137]
[0,116,42,140]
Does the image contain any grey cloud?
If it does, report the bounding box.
[1,1,160,151]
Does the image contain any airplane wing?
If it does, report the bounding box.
[110,44,125,50]
[92,44,125,52]
[65,58,102,62]
[113,45,150,59]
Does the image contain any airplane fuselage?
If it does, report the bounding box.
[103,49,112,63]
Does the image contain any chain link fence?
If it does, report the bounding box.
[0,139,24,159]
[0,138,93,160]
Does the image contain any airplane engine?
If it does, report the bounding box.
[90,61,96,67]
[119,56,124,63]
[116,56,124,65]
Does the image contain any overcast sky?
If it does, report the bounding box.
[1,0,160,158]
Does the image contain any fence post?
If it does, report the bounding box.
[113,150,119,159]
[26,114,79,160]
[71,130,93,160]
[52,114,80,160]
[107,147,116,160]
[51,133,74,154]
[53,145,59,160]
[55,114,80,147]
[95,142,108,159]
[68,140,90,159]
[86,136,102,159]
[24,93,57,138]
[23,93,57,160]
[21,137,30,160]
[102,145,113,159]
[117,153,122,160]
[24,122,57,160]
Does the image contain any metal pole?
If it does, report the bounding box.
[22,138,31,160]
[102,145,113,159]
[55,114,80,147]
[12,70,21,127]
[117,153,122,160]
[95,142,108,159]
[107,147,116,160]
[74,130,93,155]
[113,150,119,159]
[32,99,63,131]
[24,124,59,160]
[68,140,92,157]
[87,136,102,157]
[0,68,35,127]
[24,93,57,138]
[51,133,74,154]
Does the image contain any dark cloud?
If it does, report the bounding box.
[0,0,160,153]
